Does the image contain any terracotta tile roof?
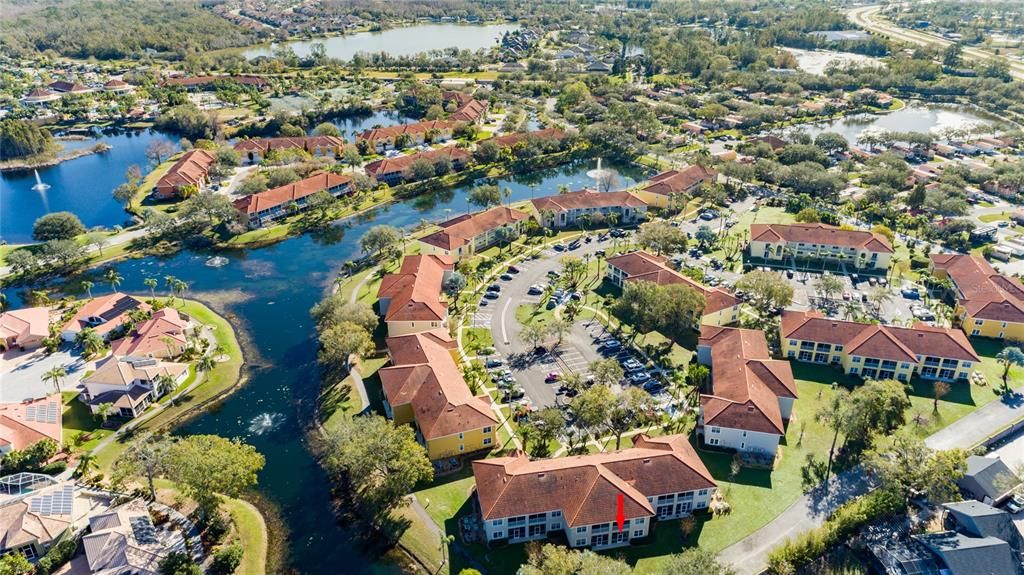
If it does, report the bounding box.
[449,99,488,123]
[104,79,130,88]
[25,87,57,99]
[109,308,189,357]
[377,255,453,323]
[155,149,215,194]
[606,251,739,315]
[699,326,796,435]
[749,223,894,253]
[751,135,788,150]
[781,310,979,362]
[0,396,63,451]
[443,91,475,108]
[357,120,453,143]
[83,355,188,390]
[381,330,497,440]
[489,128,567,148]
[473,433,715,526]
[233,135,343,153]
[531,190,648,213]
[364,146,470,178]
[642,166,717,197]
[48,80,89,93]
[233,172,352,216]
[420,206,529,251]
[0,307,50,346]
[931,254,1024,324]
[63,293,150,338]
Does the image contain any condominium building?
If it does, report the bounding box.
[418,206,529,262]
[780,310,980,382]
[930,254,1024,341]
[377,255,453,337]
[529,190,648,229]
[747,223,894,272]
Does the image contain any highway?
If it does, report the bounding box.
[847,4,1024,82]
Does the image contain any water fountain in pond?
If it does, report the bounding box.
[205,256,229,267]
[247,412,284,436]
[586,158,618,191]
[30,170,50,191]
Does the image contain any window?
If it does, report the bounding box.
[962,362,972,369]
[972,329,981,336]
[852,356,861,363]
[492,519,503,526]
[850,368,858,374]
[789,340,797,346]
[483,438,492,446]
[834,345,843,352]
[634,517,645,524]
[552,511,562,517]
[633,530,644,538]
[483,426,492,433]
[576,539,586,546]
[551,523,561,530]
[698,489,709,496]
[710,427,720,434]
[901,363,910,370]
[459,444,465,452]
[576,527,587,533]
[708,438,720,446]
[458,432,464,439]
[493,531,504,539]
[975,319,984,325]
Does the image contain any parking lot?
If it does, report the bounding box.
[479,233,677,412]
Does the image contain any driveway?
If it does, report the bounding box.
[990,428,1024,472]
[926,391,1024,451]
[0,346,90,402]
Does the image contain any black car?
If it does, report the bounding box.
[610,229,624,238]
[595,249,606,257]
[500,273,514,281]
[484,291,500,300]
[507,265,520,274]
[568,240,581,250]
[487,283,501,292]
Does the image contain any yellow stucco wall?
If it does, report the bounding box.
[780,337,973,381]
[391,403,415,426]
[962,311,1024,341]
[425,426,496,459]
[632,189,671,209]
[749,240,892,271]
[386,319,446,337]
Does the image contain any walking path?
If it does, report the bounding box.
[720,389,1024,574]
[0,227,149,277]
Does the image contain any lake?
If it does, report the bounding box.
[2,158,644,574]
[243,23,517,61]
[782,47,885,75]
[784,103,1000,145]
[1,129,177,244]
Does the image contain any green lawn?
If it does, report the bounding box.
[95,298,243,471]
[978,213,1011,224]
[61,391,113,453]
[320,356,388,432]
[224,497,268,575]
[463,327,495,356]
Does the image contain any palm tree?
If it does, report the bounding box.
[156,374,178,397]
[164,275,177,292]
[869,287,894,317]
[81,281,94,299]
[43,365,67,394]
[74,452,97,479]
[96,402,114,424]
[143,277,158,299]
[198,355,216,372]
[996,347,1024,393]
[172,279,188,303]
[76,328,105,358]
[105,268,123,293]
[0,293,7,313]
[160,336,178,358]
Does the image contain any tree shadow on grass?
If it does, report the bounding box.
[689,436,773,489]
[604,514,709,567]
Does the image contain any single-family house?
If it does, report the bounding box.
[48,81,90,94]
[605,251,740,326]
[377,255,453,337]
[83,500,174,575]
[780,310,980,382]
[109,308,191,359]
[959,456,1022,505]
[472,434,716,549]
[153,149,216,199]
[233,172,353,227]
[697,326,797,457]
[234,136,344,164]
[81,355,189,419]
[0,307,50,351]
[62,293,150,342]
[633,167,717,211]
[102,79,133,94]
[913,501,1024,575]
[447,96,489,125]
[356,120,454,153]
[364,146,471,186]
[22,88,60,105]
[418,206,529,262]
[0,482,78,560]
[930,254,1024,341]
[380,330,497,460]
[529,190,648,229]
[747,223,894,272]
[0,396,63,454]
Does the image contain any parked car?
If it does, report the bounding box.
[479,299,489,307]
[629,371,651,385]
[601,339,623,352]
[568,240,582,250]
[484,291,500,300]
[545,372,560,383]
[485,358,505,368]
[901,288,921,300]
[570,292,583,301]
[504,387,525,400]
[547,270,560,278]
[487,283,501,292]
[1005,494,1023,514]
[610,229,625,238]
[643,380,664,393]
[507,265,520,274]
[699,212,715,221]
[528,285,544,295]
[622,358,644,372]
[598,233,609,241]
[553,244,566,252]
[500,273,514,281]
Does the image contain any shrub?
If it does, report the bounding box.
[35,539,77,575]
[210,544,244,575]
[767,489,903,573]
[40,461,67,475]
[201,512,230,545]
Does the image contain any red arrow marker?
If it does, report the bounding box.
[616,493,625,532]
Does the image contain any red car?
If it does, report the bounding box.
[544,372,560,383]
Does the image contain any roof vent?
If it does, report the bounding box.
[537,473,546,480]
[643,458,651,464]
[747,406,755,412]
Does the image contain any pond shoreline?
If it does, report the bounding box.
[0,143,112,173]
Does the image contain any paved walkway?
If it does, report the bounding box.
[720,389,1024,574]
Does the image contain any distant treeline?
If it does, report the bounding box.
[0,0,260,60]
